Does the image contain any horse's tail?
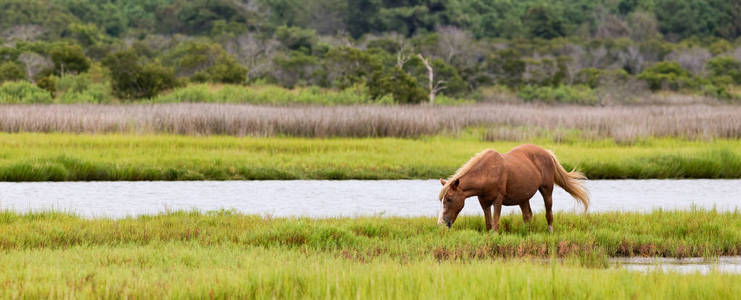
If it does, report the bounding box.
[547,150,589,211]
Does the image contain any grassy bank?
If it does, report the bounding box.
[1,210,739,259]
[0,210,739,298]
[1,133,741,181]
[1,245,739,299]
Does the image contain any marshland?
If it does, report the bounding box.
[1,103,741,141]
[3,0,741,298]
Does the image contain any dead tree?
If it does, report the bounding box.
[395,51,409,69]
[395,42,411,68]
[418,54,445,104]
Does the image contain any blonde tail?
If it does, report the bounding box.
[547,150,589,211]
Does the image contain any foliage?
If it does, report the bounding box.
[0,81,52,104]
[275,25,318,53]
[0,0,741,101]
[369,67,427,104]
[165,41,246,84]
[151,83,378,105]
[638,62,694,91]
[103,50,178,99]
[488,49,526,87]
[53,73,112,104]
[518,85,598,105]
[706,56,741,85]
[524,3,566,39]
[0,61,26,83]
[324,46,382,89]
[49,43,90,75]
[1,0,740,41]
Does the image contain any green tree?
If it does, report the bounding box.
[0,61,27,83]
[103,49,178,99]
[49,43,90,76]
[637,62,693,91]
[488,49,526,86]
[65,23,104,47]
[368,67,426,104]
[706,56,741,84]
[164,41,246,84]
[324,47,383,89]
[272,51,321,87]
[524,3,566,39]
[275,26,318,54]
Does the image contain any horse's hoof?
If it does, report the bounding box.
[548,225,553,233]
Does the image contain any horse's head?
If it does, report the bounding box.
[438,178,465,228]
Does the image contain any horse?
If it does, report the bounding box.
[437,144,589,232]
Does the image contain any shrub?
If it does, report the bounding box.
[574,68,602,88]
[369,67,427,104]
[0,81,53,104]
[150,83,378,105]
[103,50,179,99]
[165,41,246,84]
[706,56,741,84]
[275,26,318,54]
[36,76,57,96]
[518,85,597,105]
[49,43,90,75]
[0,61,27,83]
[637,62,693,91]
[488,49,526,87]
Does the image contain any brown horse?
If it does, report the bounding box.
[438,144,589,232]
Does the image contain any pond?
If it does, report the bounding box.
[1,179,738,218]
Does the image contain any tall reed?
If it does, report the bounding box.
[0,104,739,141]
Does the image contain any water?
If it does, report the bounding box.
[613,256,741,274]
[0,179,738,218]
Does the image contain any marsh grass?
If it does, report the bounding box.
[0,133,740,180]
[1,210,738,298]
[2,244,739,299]
[0,209,739,260]
[0,103,739,142]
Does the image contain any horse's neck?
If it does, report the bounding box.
[459,161,499,198]
[458,172,484,198]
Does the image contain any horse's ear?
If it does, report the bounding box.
[439,178,447,186]
[451,179,460,190]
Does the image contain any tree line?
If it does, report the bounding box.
[1,0,741,103]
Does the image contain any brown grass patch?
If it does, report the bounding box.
[0,103,739,142]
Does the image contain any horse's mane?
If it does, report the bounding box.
[438,149,494,200]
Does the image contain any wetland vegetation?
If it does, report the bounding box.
[1,133,740,181]
[0,209,739,298]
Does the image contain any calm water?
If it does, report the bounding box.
[612,256,741,274]
[0,179,739,218]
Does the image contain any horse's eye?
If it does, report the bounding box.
[446,198,452,203]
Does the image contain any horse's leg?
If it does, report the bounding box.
[492,195,503,232]
[519,202,533,223]
[539,185,554,233]
[478,196,492,231]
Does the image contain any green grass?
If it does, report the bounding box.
[1,210,739,259]
[1,133,741,181]
[0,210,739,298]
[2,245,739,299]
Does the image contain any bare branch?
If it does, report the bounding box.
[418,54,446,104]
[17,52,52,83]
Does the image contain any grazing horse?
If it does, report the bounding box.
[438,144,589,232]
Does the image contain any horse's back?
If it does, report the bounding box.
[499,144,554,203]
